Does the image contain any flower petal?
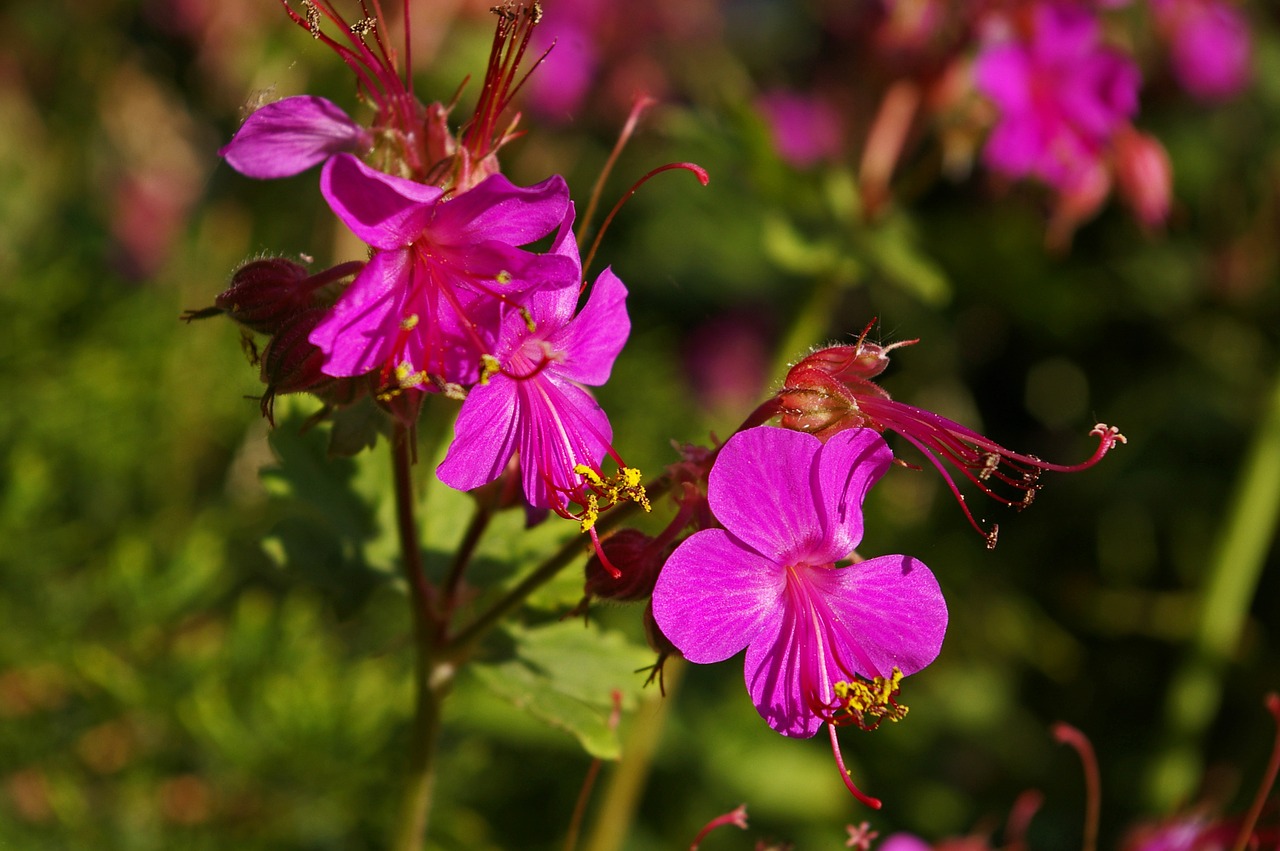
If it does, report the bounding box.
[743,598,826,737]
[308,250,409,377]
[320,154,443,249]
[805,554,947,679]
[434,173,571,247]
[220,96,372,179]
[515,377,612,510]
[437,379,520,492]
[708,427,826,563]
[651,528,784,664]
[546,267,629,387]
[812,428,893,558]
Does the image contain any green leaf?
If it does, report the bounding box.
[470,620,657,759]
[259,398,396,615]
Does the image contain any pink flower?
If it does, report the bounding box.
[436,262,637,524]
[1152,0,1252,102]
[755,90,845,169]
[308,153,579,391]
[974,3,1140,190]
[652,426,946,738]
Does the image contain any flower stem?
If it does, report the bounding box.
[1146,368,1280,808]
[390,424,447,851]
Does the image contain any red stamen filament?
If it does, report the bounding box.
[1230,692,1280,851]
[828,724,882,809]
[581,162,710,276]
[1053,722,1100,851]
[577,95,657,252]
[688,804,749,851]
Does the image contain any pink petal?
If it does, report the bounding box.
[547,267,629,387]
[308,250,409,377]
[812,428,893,558]
[436,379,520,492]
[708,428,826,564]
[433,173,571,247]
[651,528,785,664]
[220,96,371,179]
[320,154,443,249]
[516,378,613,509]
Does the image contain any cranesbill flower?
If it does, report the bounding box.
[652,426,946,805]
[436,260,644,531]
[974,3,1140,190]
[1151,0,1252,102]
[770,334,1125,548]
[309,153,579,392]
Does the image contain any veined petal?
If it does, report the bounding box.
[321,154,443,249]
[437,378,520,491]
[708,428,826,563]
[308,250,409,377]
[652,528,785,665]
[743,599,825,738]
[812,428,893,558]
[546,267,629,387]
[516,377,612,509]
[804,555,947,679]
[220,96,372,179]
[435,173,571,247]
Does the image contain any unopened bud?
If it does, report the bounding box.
[259,308,333,422]
[216,258,313,334]
[584,529,667,601]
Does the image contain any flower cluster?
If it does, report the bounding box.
[201,0,649,537]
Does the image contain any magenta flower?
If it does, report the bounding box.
[974,3,1140,190]
[651,426,946,802]
[436,259,637,525]
[1152,0,1252,102]
[755,89,845,169]
[309,153,579,391]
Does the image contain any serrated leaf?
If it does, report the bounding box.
[471,620,657,759]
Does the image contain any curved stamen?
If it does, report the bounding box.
[581,162,710,275]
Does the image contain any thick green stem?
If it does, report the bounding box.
[1146,370,1280,808]
[390,425,447,851]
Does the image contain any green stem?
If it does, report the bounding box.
[450,490,661,652]
[582,660,683,851]
[390,425,448,851]
[1146,369,1280,808]
[441,502,493,618]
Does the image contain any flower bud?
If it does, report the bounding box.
[258,308,333,422]
[584,529,667,602]
[214,258,314,335]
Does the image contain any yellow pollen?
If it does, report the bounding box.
[832,668,908,731]
[496,270,513,285]
[479,354,501,386]
[520,307,536,333]
[400,314,420,331]
[579,495,599,533]
[394,361,428,389]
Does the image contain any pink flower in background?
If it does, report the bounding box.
[437,261,634,521]
[652,427,946,738]
[308,153,578,391]
[974,3,1140,190]
[1152,0,1252,102]
[756,90,845,169]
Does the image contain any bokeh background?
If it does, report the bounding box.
[1,0,1278,849]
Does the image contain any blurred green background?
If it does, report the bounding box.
[1,1,1277,848]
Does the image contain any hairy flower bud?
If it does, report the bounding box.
[259,308,333,423]
[584,529,668,602]
[182,258,363,336]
